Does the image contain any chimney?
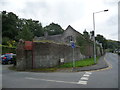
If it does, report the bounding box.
[44,31,48,38]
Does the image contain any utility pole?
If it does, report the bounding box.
[93,9,108,64]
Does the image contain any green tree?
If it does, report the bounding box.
[44,23,64,35]
[16,25,34,41]
[16,18,44,39]
[2,11,19,40]
[95,34,107,49]
[26,19,44,37]
[16,19,26,31]
[107,40,119,51]
[2,37,10,45]
[76,35,93,55]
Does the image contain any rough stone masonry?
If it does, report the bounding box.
[16,41,85,70]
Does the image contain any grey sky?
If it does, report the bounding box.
[0,0,119,41]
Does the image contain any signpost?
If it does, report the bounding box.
[70,41,75,68]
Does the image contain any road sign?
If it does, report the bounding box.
[71,42,75,48]
[70,41,75,68]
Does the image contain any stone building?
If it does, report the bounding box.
[33,25,99,57]
[34,25,85,44]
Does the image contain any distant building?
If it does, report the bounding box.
[33,25,86,44]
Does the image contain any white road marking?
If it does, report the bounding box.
[25,72,92,85]
[81,77,89,80]
[77,72,92,85]
[25,77,78,84]
[85,72,92,74]
[83,74,90,77]
[77,80,87,85]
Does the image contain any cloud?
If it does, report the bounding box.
[0,0,119,41]
[103,0,119,6]
[2,0,85,28]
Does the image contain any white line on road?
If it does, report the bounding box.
[25,77,78,84]
[80,77,89,80]
[77,72,92,85]
[83,74,90,77]
[77,80,87,85]
[85,72,92,74]
[25,72,92,85]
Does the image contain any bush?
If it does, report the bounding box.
[2,46,16,54]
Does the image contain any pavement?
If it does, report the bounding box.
[56,54,109,72]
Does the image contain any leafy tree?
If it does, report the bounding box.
[44,23,64,35]
[26,19,44,37]
[7,40,16,47]
[16,19,26,31]
[2,11,19,40]
[2,37,16,48]
[16,25,34,41]
[95,34,107,49]
[16,19,44,38]
[2,11,44,42]
[76,35,93,55]
[107,40,119,51]
[2,37,10,45]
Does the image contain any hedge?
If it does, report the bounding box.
[0,45,16,54]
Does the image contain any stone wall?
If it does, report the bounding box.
[16,41,85,70]
[16,40,33,70]
[16,41,102,70]
[80,44,103,58]
[83,44,94,58]
[33,42,85,68]
[16,41,26,70]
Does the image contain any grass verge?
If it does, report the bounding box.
[57,57,99,68]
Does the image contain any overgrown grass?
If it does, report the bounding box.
[33,40,67,46]
[33,40,55,43]
[58,57,100,68]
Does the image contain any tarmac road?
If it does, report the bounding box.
[2,53,119,89]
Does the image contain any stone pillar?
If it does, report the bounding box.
[16,39,26,71]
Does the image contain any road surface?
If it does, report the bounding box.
[2,53,119,88]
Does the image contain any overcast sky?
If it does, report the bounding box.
[0,0,119,41]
